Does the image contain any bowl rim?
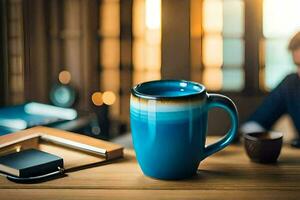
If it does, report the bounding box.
[243,131,283,142]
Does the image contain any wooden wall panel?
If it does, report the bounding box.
[47,0,63,85]
[244,0,263,94]
[120,0,132,124]
[23,0,48,102]
[161,0,190,80]
[81,0,99,110]
[22,0,99,110]
[0,0,8,106]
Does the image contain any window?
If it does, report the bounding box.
[191,0,245,91]
[98,0,119,117]
[261,0,300,90]
[132,0,161,86]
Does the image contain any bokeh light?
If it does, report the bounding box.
[91,92,103,106]
[203,0,223,33]
[102,91,116,105]
[203,68,222,91]
[58,70,71,85]
[145,0,161,30]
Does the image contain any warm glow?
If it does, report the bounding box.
[145,45,161,69]
[203,35,223,68]
[58,70,71,85]
[145,29,161,44]
[203,0,223,33]
[16,146,21,152]
[91,92,103,106]
[100,70,120,93]
[133,71,160,85]
[200,0,245,91]
[203,68,222,91]
[133,0,145,37]
[133,0,161,86]
[100,39,120,69]
[133,39,146,70]
[263,0,300,38]
[145,0,161,30]
[133,36,160,70]
[103,91,116,105]
[190,0,202,37]
[99,0,120,37]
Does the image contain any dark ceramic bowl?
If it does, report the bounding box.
[243,131,283,163]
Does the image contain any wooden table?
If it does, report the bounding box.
[0,137,300,200]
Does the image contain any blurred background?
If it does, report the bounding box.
[0,0,299,141]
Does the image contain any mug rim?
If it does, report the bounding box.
[131,79,206,100]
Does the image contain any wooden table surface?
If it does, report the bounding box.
[0,137,300,200]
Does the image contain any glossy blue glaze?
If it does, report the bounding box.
[132,80,205,99]
[130,80,238,180]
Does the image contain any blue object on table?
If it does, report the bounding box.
[0,102,77,135]
[50,84,76,108]
[130,80,238,180]
[0,127,16,136]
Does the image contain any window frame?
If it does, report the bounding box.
[196,0,266,96]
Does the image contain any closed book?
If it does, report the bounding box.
[0,148,63,177]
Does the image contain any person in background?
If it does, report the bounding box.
[241,31,300,148]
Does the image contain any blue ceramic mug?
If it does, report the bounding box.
[130,80,238,179]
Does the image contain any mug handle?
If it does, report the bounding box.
[201,93,239,160]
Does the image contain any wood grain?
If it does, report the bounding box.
[0,137,300,199]
[0,189,299,200]
[0,126,123,159]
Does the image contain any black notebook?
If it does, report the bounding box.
[0,149,63,178]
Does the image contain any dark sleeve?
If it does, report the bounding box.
[247,75,292,130]
[283,74,300,136]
